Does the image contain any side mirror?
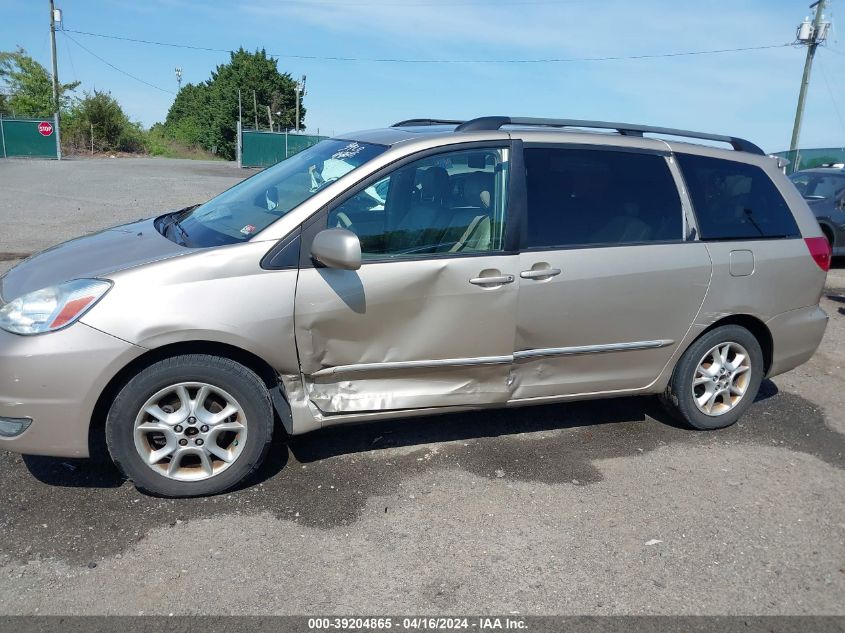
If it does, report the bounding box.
[311,228,362,270]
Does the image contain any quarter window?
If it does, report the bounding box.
[677,153,800,240]
[327,148,509,259]
[523,147,683,249]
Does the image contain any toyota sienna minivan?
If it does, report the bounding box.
[0,116,831,497]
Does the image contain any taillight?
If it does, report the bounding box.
[805,236,831,272]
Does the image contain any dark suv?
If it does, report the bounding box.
[789,165,845,255]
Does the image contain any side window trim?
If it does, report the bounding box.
[665,152,702,241]
[522,141,671,157]
[261,225,302,270]
[299,140,516,268]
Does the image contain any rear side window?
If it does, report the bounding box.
[524,147,683,249]
[676,153,799,240]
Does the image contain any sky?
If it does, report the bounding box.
[2,0,845,153]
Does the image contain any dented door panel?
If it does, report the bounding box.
[294,255,519,413]
[511,243,712,399]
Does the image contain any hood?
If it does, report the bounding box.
[0,218,188,302]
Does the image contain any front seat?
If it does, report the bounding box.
[388,166,450,253]
[439,171,495,252]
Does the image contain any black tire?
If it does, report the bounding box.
[106,354,273,497]
[661,325,764,430]
[821,226,835,249]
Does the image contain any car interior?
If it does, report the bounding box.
[524,148,683,248]
[328,150,507,258]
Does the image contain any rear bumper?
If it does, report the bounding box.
[766,305,829,378]
[0,324,145,457]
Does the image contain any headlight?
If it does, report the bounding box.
[0,279,112,335]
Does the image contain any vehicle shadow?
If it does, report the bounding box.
[826,292,845,315]
[21,380,780,490]
[22,453,124,488]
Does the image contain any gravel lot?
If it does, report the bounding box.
[0,157,843,616]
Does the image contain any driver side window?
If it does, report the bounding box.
[327,147,509,260]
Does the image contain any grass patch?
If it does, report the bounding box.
[144,128,223,161]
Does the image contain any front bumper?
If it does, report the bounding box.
[0,323,145,457]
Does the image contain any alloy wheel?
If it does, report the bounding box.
[133,382,247,481]
[691,341,752,417]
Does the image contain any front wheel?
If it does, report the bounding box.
[661,325,764,430]
[106,354,274,497]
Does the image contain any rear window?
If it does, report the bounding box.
[677,153,799,240]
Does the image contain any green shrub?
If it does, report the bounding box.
[63,90,146,154]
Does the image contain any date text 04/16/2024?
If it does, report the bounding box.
[307,617,528,630]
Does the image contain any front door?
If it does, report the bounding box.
[511,145,712,400]
[294,144,519,413]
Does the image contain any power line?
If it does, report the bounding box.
[60,31,175,94]
[62,28,793,64]
[60,28,79,85]
[236,0,625,4]
[818,56,845,136]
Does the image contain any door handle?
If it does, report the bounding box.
[520,268,561,279]
[469,274,515,286]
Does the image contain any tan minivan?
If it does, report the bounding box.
[0,117,831,497]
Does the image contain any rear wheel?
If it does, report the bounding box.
[106,354,273,497]
[821,226,835,249]
[661,325,764,430]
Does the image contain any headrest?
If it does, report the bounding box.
[418,167,450,203]
[463,171,494,209]
[467,153,488,169]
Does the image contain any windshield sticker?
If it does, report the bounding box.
[331,142,365,160]
[240,224,256,235]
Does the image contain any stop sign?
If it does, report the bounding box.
[38,121,54,136]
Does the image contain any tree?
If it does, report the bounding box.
[63,90,145,153]
[0,47,78,116]
[162,48,302,160]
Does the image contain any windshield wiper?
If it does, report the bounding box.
[158,205,197,246]
[169,219,190,245]
[743,208,765,237]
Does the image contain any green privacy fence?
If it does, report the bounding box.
[0,116,60,159]
[772,147,845,175]
[239,127,326,168]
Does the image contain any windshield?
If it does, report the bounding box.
[171,139,386,246]
[789,172,845,202]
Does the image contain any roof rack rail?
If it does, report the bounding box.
[392,118,465,127]
[454,116,764,155]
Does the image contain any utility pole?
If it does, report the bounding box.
[236,90,242,168]
[790,0,830,151]
[175,66,182,91]
[49,0,62,159]
[252,90,258,130]
[295,75,306,133]
[48,0,60,112]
